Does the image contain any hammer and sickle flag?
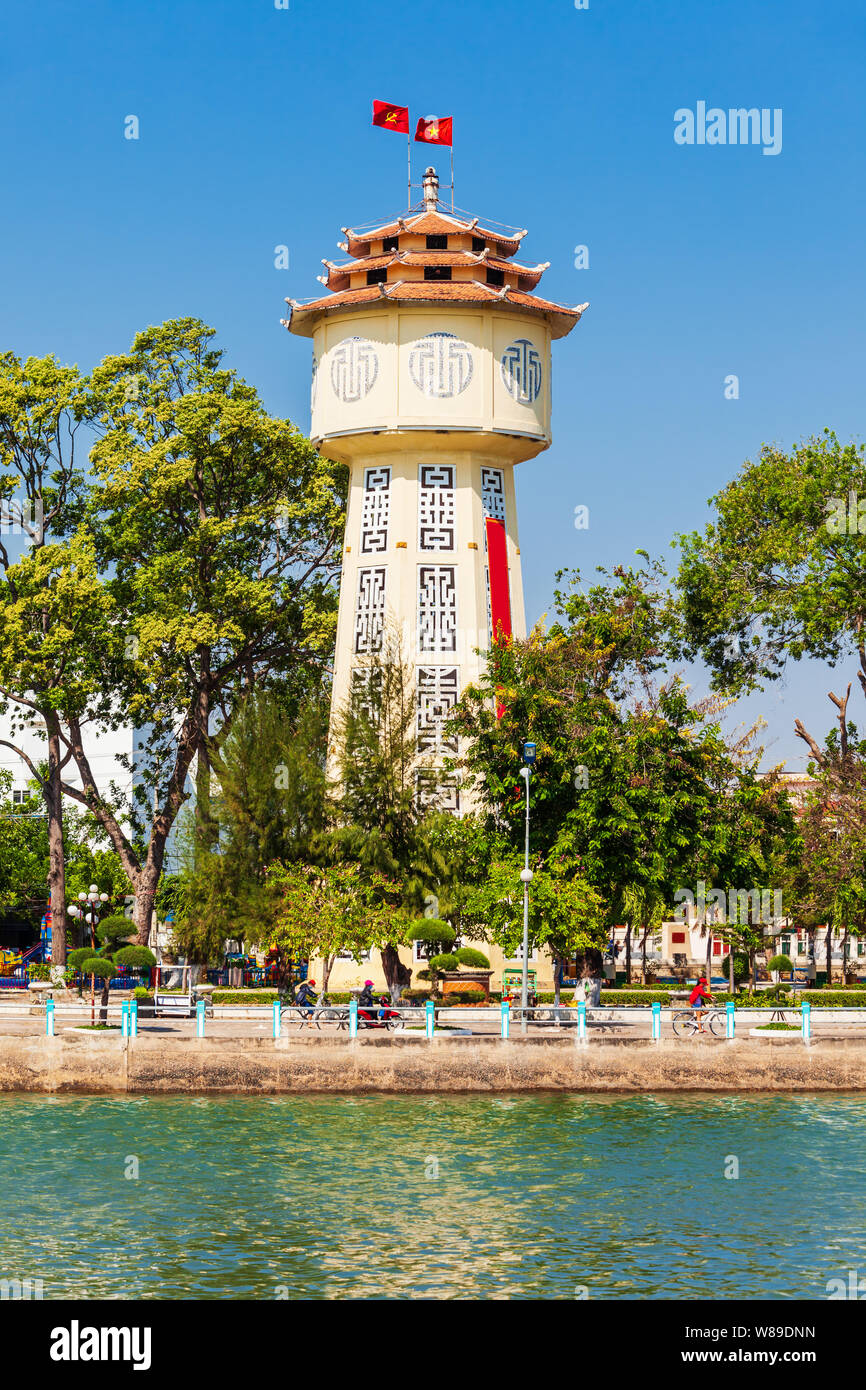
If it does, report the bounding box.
[373,100,410,134]
[415,115,453,146]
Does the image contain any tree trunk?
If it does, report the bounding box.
[826,922,833,986]
[380,942,411,1003]
[99,979,110,1024]
[841,927,849,983]
[321,953,337,995]
[553,952,562,1007]
[729,948,735,996]
[640,923,649,985]
[44,715,67,967]
[706,932,712,987]
[625,924,631,985]
[749,945,757,993]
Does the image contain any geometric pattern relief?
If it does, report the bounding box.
[361,467,391,554]
[354,567,386,655]
[408,332,474,398]
[418,464,455,550]
[500,337,543,404]
[415,770,461,816]
[481,466,506,523]
[350,666,383,724]
[418,565,457,654]
[416,666,459,754]
[331,336,379,403]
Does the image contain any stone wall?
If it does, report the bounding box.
[2,1033,866,1093]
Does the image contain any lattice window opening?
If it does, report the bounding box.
[360,466,391,554]
[417,565,458,653]
[416,666,459,755]
[354,567,387,655]
[415,770,461,816]
[481,467,506,554]
[418,464,456,551]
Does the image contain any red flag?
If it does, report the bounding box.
[373,101,410,134]
[414,115,453,146]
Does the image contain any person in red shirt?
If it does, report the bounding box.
[689,975,713,1034]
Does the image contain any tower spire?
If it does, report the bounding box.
[422,166,439,212]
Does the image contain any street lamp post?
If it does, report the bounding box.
[68,886,110,1025]
[519,742,536,1033]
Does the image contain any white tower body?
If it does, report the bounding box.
[284,169,586,811]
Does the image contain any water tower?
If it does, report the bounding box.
[283,168,587,811]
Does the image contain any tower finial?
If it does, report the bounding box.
[422,166,439,212]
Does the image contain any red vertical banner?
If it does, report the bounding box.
[486,517,512,720]
[485,517,513,644]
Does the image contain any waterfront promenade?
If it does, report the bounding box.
[2,1006,866,1093]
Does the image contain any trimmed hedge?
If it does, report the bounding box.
[212,989,279,1005]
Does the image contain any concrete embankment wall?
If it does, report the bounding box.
[2,1034,866,1093]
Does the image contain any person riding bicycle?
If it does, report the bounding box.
[689,974,713,1034]
[296,977,318,1026]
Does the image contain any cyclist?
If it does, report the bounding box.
[296,977,318,1027]
[689,974,713,1034]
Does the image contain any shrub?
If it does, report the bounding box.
[428,953,459,972]
[133,987,153,1001]
[96,915,136,945]
[82,958,118,980]
[454,947,490,969]
[211,989,279,1005]
[114,945,157,970]
[407,919,456,950]
[27,963,50,981]
[721,951,751,984]
[67,948,97,972]
[445,990,486,1005]
[768,954,793,973]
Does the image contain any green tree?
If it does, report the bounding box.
[0,352,92,963]
[674,431,866,753]
[269,862,409,995]
[53,319,346,943]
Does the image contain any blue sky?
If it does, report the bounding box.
[2,0,864,768]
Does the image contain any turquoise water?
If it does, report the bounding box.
[0,1093,863,1299]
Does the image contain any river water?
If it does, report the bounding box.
[1,1093,862,1299]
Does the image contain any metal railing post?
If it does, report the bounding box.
[425,999,435,1039]
[726,1000,736,1041]
[45,997,55,1038]
[196,999,206,1038]
[801,1000,811,1046]
[577,1000,587,1044]
[130,999,138,1038]
[349,999,358,1039]
[651,1000,661,1042]
[121,1001,130,1039]
[501,1000,510,1039]
[273,1000,281,1039]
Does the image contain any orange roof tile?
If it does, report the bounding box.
[345,210,524,257]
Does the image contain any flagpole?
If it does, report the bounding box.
[451,141,454,211]
[407,131,411,209]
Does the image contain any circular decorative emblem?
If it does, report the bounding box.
[409,331,474,399]
[330,336,379,403]
[500,338,543,404]
[311,356,318,411]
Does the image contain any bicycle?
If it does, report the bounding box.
[672,1007,726,1039]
